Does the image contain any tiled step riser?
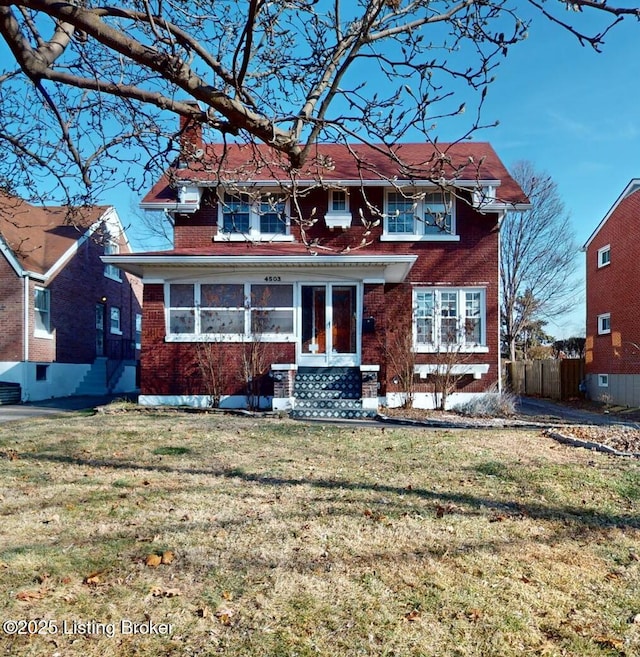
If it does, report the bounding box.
[295,399,365,411]
[291,408,376,420]
[294,368,362,400]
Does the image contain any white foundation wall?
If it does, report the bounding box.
[0,361,89,401]
[384,391,499,411]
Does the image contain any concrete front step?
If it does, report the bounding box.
[290,407,377,420]
[292,367,372,419]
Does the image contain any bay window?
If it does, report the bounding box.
[414,287,486,351]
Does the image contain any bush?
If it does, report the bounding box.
[453,387,517,418]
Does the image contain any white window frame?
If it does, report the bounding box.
[214,190,293,242]
[110,306,122,335]
[135,313,142,350]
[382,188,459,242]
[597,245,611,268]
[104,236,122,281]
[413,287,488,353]
[34,286,52,337]
[597,313,611,335]
[329,189,349,213]
[165,282,296,342]
[598,373,609,387]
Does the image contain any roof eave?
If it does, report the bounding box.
[103,253,418,284]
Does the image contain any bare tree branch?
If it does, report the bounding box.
[0,0,636,207]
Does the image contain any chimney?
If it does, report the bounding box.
[179,107,203,161]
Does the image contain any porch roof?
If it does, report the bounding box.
[104,246,417,283]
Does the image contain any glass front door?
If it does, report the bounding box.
[299,284,359,366]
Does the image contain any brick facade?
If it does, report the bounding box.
[585,187,640,377]
[141,188,501,400]
[0,254,23,362]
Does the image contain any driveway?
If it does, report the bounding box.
[0,394,135,424]
[516,396,640,428]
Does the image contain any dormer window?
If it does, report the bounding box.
[382,188,458,241]
[330,190,348,213]
[216,191,292,241]
[325,189,352,230]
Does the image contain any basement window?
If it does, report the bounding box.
[598,374,609,387]
[36,364,49,381]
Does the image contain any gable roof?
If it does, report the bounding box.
[583,179,640,250]
[0,194,112,277]
[142,141,529,208]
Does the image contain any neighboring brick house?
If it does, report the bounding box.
[583,179,640,405]
[107,130,528,416]
[0,195,142,402]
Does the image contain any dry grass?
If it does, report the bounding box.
[1,406,639,656]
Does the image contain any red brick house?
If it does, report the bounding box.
[107,133,528,417]
[583,179,640,406]
[0,195,142,402]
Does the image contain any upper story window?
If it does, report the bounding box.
[103,235,121,281]
[382,188,457,241]
[597,313,611,335]
[414,287,486,352]
[216,191,291,241]
[329,190,348,213]
[166,282,295,341]
[597,245,611,268]
[34,287,51,336]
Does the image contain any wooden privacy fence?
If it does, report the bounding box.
[506,359,585,400]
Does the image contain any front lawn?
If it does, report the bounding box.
[1,407,639,656]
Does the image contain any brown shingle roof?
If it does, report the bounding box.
[0,194,109,275]
[143,141,527,206]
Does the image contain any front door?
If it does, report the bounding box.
[95,303,105,357]
[299,284,359,366]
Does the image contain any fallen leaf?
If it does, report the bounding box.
[593,634,624,650]
[215,606,235,626]
[150,586,181,598]
[83,570,104,586]
[466,608,483,622]
[222,590,233,601]
[145,554,162,568]
[161,550,175,565]
[196,606,210,618]
[42,514,60,524]
[405,609,421,622]
[16,589,46,601]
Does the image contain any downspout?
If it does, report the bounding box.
[496,211,505,394]
[22,273,29,397]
